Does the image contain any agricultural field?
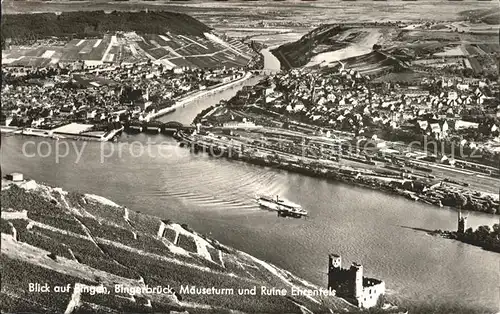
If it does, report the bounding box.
[2,35,115,67]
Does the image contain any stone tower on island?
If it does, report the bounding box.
[327,254,385,309]
[457,211,467,234]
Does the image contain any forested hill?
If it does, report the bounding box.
[1,10,211,47]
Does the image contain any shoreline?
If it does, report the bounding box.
[176,132,500,218]
[150,71,255,120]
[430,230,500,254]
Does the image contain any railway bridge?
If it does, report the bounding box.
[251,69,280,76]
[163,121,194,132]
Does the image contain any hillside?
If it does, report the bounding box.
[270,25,408,75]
[271,24,345,69]
[271,20,498,79]
[459,8,500,25]
[0,178,357,313]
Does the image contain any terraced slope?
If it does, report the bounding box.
[0,179,356,313]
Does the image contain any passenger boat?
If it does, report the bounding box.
[255,195,308,218]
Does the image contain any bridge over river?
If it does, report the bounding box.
[251,69,279,75]
[125,47,282,134]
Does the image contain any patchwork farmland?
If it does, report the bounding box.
[2,32,254,69]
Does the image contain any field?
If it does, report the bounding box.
[341,51,403,75]
[2,31,253,69]
[59,36,112,62]
[2,35,115,67]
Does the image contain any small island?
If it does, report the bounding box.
[431,211,500,253]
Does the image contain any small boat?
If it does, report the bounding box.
[256,194,308,218]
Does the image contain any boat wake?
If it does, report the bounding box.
[156,165,286,213]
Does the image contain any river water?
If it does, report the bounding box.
[261,47,282,72]
[2,74,499,312]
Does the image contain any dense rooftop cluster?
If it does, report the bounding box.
[222,67,500,166]
[1,62,245,130]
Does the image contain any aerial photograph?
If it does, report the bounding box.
[1,0,499,313]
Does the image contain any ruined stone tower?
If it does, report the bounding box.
[329,254,342,269]
[349,262,363,301]
[457,210,467,234]
[328,254,342,288]
[327,254,385,308]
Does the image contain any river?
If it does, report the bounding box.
[158,75,264,125]
[2,66,499,312]
[261,47,282,72]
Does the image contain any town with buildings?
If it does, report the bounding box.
[182,65,499,216]
[1,2,499,314]
[1,62,247,140]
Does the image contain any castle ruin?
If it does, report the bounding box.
[327,254,385,308]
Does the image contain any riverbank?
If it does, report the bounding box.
[150,71,255,120]
[0,176,367,313]
[430,228,500,253]
[176,131,500,217]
